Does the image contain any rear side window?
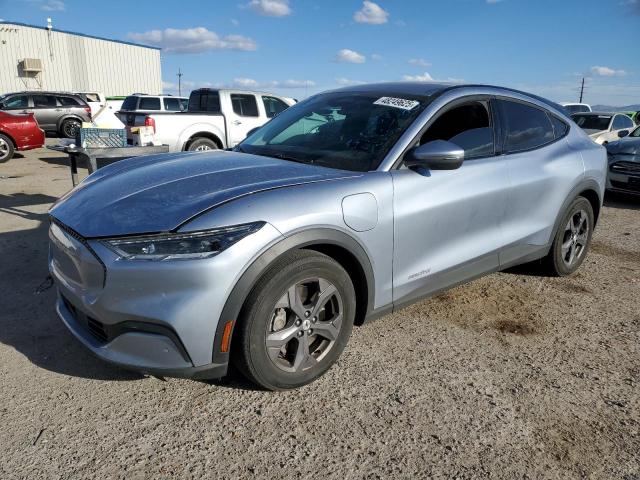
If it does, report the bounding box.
[1,95,29,109]
[262,96,289,118]
[180,98,188,111]
[163,98,182,111]
[121,96,139,111]
[231,94,259,117]
[498,99,554,153]
[33,95,57,108]
[550,115,569,139]
[612,115,634,130]
[138,97,161,110]
[58,96,82,106]
[188,91,220,113]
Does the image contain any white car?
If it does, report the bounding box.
[561,102,592,114]
[571,112,636,144]
[141,89,296,152]
[75,92,107,116]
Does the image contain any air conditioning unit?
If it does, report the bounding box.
[22,58,43,73]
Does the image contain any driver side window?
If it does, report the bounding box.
[419,100,494,160]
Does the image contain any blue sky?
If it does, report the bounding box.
[2,0,640,105]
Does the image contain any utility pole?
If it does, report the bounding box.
[177,68,183,96]
[579,77,585,103]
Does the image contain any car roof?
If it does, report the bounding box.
[2,91,83,96]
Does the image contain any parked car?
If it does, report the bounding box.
[117,93,188,126]
[561,102,592,114]
[74,91,106,116]
[571,112,636,144]
[138,89,296,152]
[605,125,640,195]
[621,110,640,126]
[0,91,91,138]
[0,111,45,162]
[49,83,606,390]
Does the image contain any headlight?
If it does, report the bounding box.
[103,222,264,260]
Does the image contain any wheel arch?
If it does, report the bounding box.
[184,131,223,151]
[211,228,375,364]
[56,114,83,133]
[550,179,602,246]
[0,130,17,148]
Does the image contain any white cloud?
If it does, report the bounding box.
[128,27,257,54]
[371,53,383,61]
[354,1,389,24]
[336,77,366,86]
[408,58,430,67]
[402,72,435,82]
[590,66,626,77]
[233,77,260,88]
[248,0,291,17]
[334,48,366,64]
[279,79,315,88]
[41,0,65,11]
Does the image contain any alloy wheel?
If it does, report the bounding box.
[561,209,589,267]
[266,277,343,373]
[0,137,9,161]
[63,120,80,138]
[195,145,212,151]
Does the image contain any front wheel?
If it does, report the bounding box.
[0,134,15,163]
[233,250,356,390]
[543,196,594,276]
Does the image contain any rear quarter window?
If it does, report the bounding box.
[121,96,139,111]
[498,99,555,153]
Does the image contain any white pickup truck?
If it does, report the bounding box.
[138,89,296,152]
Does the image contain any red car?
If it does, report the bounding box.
[0,111,45,163]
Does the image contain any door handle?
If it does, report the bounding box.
[232,120,242,125]
[55,108,62,112]
[20,110,29,114]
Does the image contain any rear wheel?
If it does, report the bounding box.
[543,196,594,276]
[60,118,81,139]
[233,250,356,390]
[0,134,14,163]
[187,137,218,152]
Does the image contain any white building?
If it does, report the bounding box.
[0,21,162,96]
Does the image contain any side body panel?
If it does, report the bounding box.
[151,114,228,152]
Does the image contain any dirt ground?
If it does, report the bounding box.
[1,140,638,479]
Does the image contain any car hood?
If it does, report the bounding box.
[587,129,605,137]
[50,151,360,238]
[606,136,640,156]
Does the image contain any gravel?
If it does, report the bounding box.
[1,141,638,479]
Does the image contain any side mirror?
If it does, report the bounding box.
[245,127,261,139]
[404,140,464,170]
[618,130,630,138]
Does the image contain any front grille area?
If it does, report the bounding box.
[610,161,640,176]
[611,180,640,192]
[87,317,108,342]
[61,294,109,344]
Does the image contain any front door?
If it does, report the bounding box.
[391,97,508,306]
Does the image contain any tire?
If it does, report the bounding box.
[233,250,356,390]
[0,133,15,163]
[60,118,81,139]
[542,196,594,276]
[187,137,218,152]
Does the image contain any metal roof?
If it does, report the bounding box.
[0,21,161,51]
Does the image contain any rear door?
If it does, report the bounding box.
[225,93,266,146]
[495,98,581,265]
[391,96,508,306]
[31,94,59,131]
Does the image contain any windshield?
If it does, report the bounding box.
[565,104,590,114]
[572,114,611,131]
[238,91,429,172]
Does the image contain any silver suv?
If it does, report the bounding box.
[49,83,607,390]
[0,91,91,138]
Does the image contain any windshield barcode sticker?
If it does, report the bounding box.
[374,97,420,110]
